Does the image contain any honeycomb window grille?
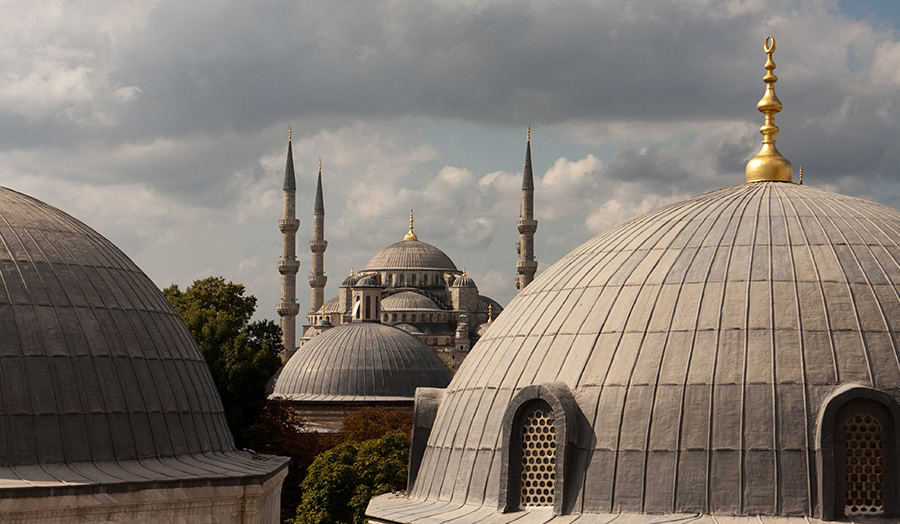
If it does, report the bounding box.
[843,414,885,517]
[519,404,556,508]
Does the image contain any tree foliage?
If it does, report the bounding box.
[241,400,339,522]
[291,431,410,524]
[339,407,413,443]
[164,276,283,439]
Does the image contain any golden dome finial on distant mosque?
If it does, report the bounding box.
[746,37,793,183]
[404,209,418,241]
[488,303,493,324]
[350,267,355,277]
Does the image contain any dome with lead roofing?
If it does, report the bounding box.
[365,240,457,272]
[382,291,442,312]
[271,321,451,401]
[368,39,900,524]
[0,186,286,495]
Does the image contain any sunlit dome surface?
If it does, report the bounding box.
[369,181,900,522]
[365,240,457,272]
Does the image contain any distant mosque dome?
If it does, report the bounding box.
[365,239,458,272]
[382,291,442,312]
[271,322,451,401]
[368,38,900,524]
[0,186,287,522]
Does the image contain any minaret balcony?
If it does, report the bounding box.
[276,301,300,316]
[309,239,328,253]
[279,218,300,232]
[308,274,327,287]
[278,259,300,274]
[517,218,538,234]
[516,260,538,272]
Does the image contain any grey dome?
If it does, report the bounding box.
[354,274,379,287]
[382,291,442,311]
[365,240,457,271]
[0,186,286,492]
[271,322,451,401]
[340,274,359,287]
[451,274,476,288]
[391,181,900,520]
[322,295,340,314]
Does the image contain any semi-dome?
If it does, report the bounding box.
[0,186,287,521]
[365,240,457,272]
[369,180,900,523]
[382,291,442,311]
[271,321,451,401]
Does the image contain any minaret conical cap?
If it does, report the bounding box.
[314,158,325,215]
[404,209,418,241]
[745,37,793,183]
[283,127,297,191]
[522,126,534,190]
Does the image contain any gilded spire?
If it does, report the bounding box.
[404,209,418,241]
[746,37,793,183]
[462,267,467,277]
[488,303,493,323]
[288,125,292,142]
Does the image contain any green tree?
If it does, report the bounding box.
[339,407,412,444]
[164,276,283,439]
[292,431,410,524]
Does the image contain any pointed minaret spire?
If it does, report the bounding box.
[277,130,301,361]
[309,158,327,315]
[516,126,538,291]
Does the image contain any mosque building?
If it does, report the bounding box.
[367,38,900,523]
[0,186,288,522]
[276,129,540,369]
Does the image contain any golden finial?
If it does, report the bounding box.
[799,164,803,185]
[350,267,355,277]
[288,125,292,142]
[746,37,793,183]
[526,125,530,142]
[488,303,493,323]
[462,267,467,277]
[404,209,418,241]
[318,157,322,172]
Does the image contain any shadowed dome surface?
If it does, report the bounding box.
[0,186,286,491]
[365,240,457,272]
[370,181,900,522]
[271,321,451,401]
[382,291,442,311]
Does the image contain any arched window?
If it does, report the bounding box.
[819,386,899,520]
[836,402,891,517]
[500,383,578,515]
[399,274,405,286]
[365,295,371,319]
[411,273,417,286]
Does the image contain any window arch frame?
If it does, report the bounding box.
[499,382,579,516]
[818,385,900,520]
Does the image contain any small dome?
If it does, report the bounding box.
[395,323,424,335]
[365,240,457,271]
[354,274,379,287]
[271,322,451,401]
[382,291,442,311]
[322,296,341,314]
[340,273,358,287]
[451,273,476,288]
[476,295,503,315]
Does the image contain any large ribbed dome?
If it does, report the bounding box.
[0,186,235,466]
[271,322,451,400]
[374,181,900,522]
[365,240,457,271]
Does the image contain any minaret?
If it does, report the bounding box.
[277,128,301,361]
[516,126,538,291]
[309,158,327,314]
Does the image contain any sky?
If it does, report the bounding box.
[3,0,900,327]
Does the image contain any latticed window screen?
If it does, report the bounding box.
[520,406,556,508]
[844,414,884,516]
